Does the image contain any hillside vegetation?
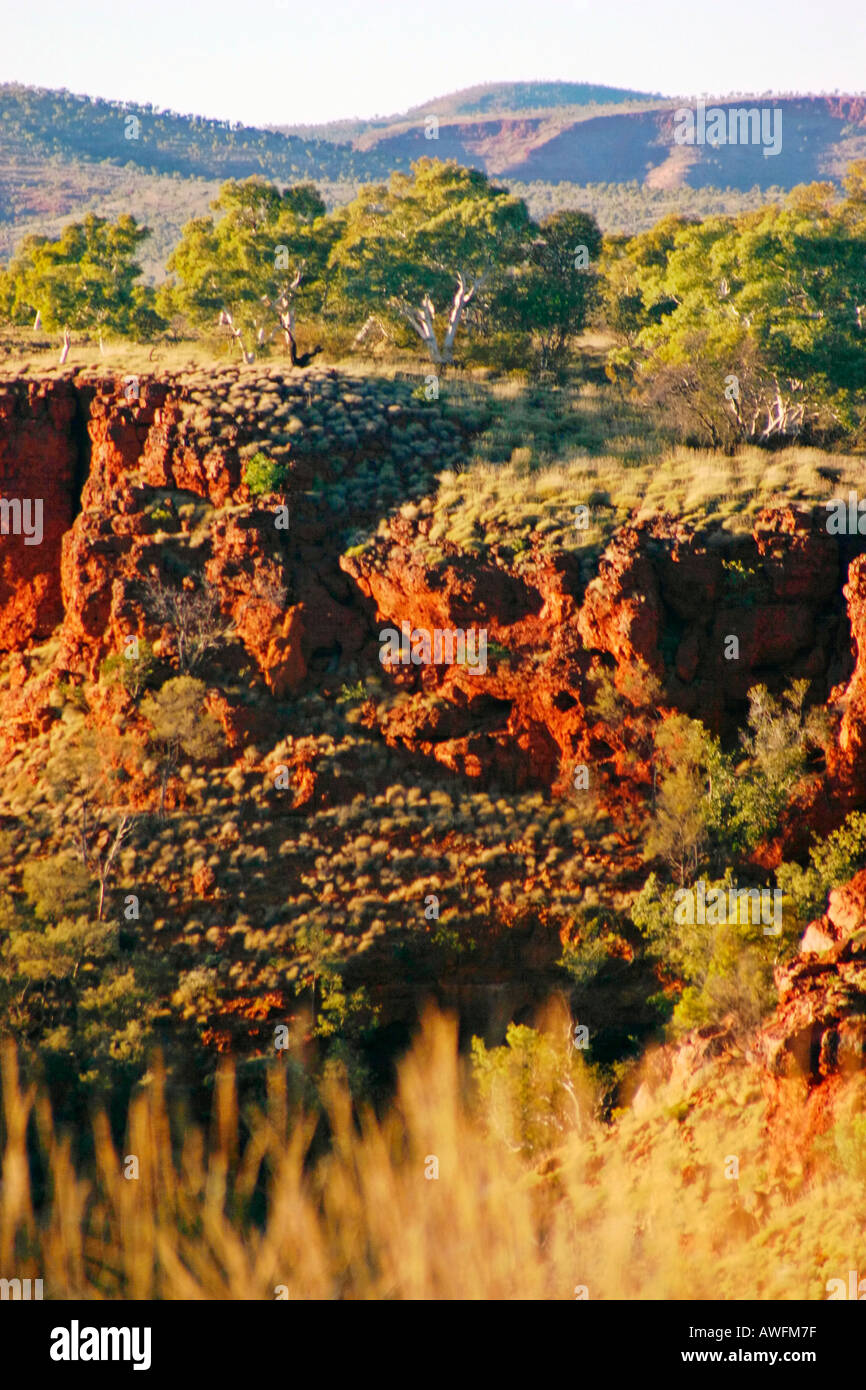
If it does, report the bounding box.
[2,131,866,1303]
[3,1010,866,1299]
[3,82,866,270]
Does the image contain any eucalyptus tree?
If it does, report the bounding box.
[328,158,533,367]
[162,178,335,363]
[0,213,159,360]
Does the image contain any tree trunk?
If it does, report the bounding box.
[95,814,133,920]
[218,308,255,364]
[59,329,71,365]
[399,272,488,367]
[442,272,483,363]
[398,295,443,364]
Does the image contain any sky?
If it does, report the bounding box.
[2,0,865,127]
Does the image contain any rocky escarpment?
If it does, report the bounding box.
[762,869,866,1082]
[0,377,80,648]
[4,367,866,1069]
[0,365,472,752]
[2,370,864,801]
[343,506,865,825]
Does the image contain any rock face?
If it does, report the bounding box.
[1,366,467,740]
[0,378,79,650]
[830,555,866,805]
[6,366,866,1079]
[343,506,860,809]
[579,509,845,724]
[4,374,866,824]
[3,371,865,818]
[761,869,866,1082]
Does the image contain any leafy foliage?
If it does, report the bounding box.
[244,450,287,495]
[608,182,866,444]
[630,872,779,1036]
[100,638,159,701]
[471,1016,594,1157]
[631,678,833,1032]
[140,676,224,817]
[162,178,335,359]
[777,811,866,925]
[499,209,603,372]
[0,212,162,343]
[326,158,534,363]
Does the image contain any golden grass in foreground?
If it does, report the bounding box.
[2,1010,865,1300]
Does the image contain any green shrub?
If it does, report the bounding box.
[101,639,159,701]
[630,871,779,1036]
[559,910,628,990]
[337,680,366,704]
[22,855,94,922]
[244,451,287,496]
[777,811,866,925]
[56,679,89,712]
[471,1022,594,1158]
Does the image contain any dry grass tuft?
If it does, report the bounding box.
[2,1012,865,1300]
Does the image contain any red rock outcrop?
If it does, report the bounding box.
[2,370,866,836]
[829,554,866,803]
[7,367,866,1083]
[0,377,79,649]
[761,869,866,1082]
[342,504,855,809]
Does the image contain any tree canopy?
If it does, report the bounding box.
[0,212,161,349]
[161,177,336,361]
[607,180,866,444]
[327,158,534,364]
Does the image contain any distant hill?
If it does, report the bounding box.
[0,83,390,280]
[3,81,864,193]
[405,80,663,116]
[340,94,866,189]
[0,83,395,183]
[278,80,663,140]
[1,82,866,281]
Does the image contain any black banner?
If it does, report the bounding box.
[0,1299,859,1377]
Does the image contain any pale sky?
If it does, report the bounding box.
[3,0,865,127]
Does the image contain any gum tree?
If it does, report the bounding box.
[609,169,866,444]
[140,676,224,818]
[499,209,604,372]
[45,728,139,921]
[328,158,533,366]
[0,213,161,361]
[161,178,335,363]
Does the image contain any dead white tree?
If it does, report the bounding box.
[59,329,71,365]
[353,314,391,348]
[141,573,234,675]
[94,812,135,922]
[218,308,255,364]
